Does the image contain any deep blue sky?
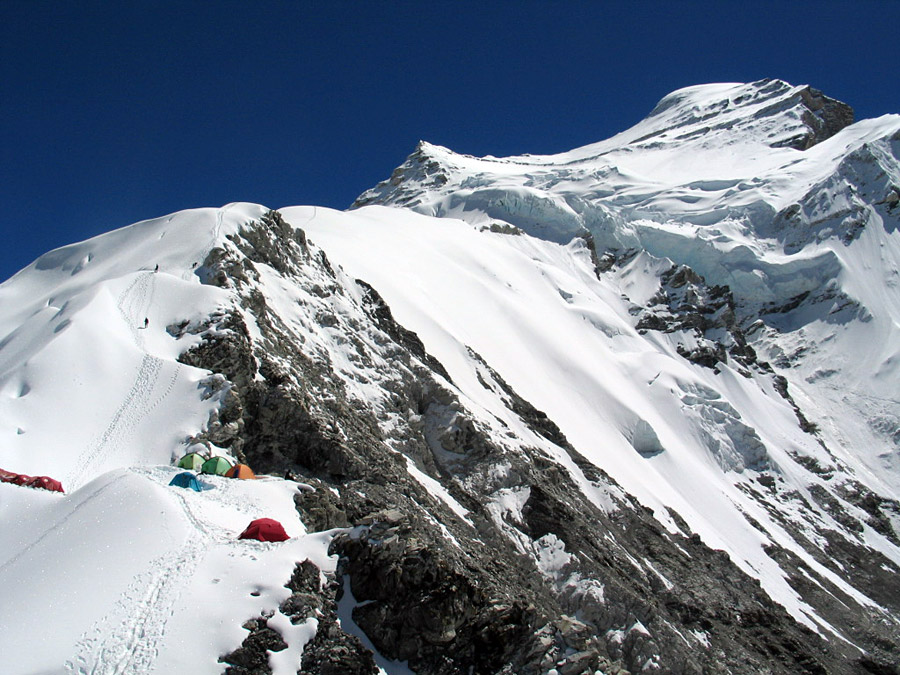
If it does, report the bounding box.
[2,1,899,282]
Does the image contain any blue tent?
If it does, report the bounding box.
[169,471,203,491]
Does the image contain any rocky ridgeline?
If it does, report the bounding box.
[353,141,452,211]
[642,80,853,152]
[174,212,898,674]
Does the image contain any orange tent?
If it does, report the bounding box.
[225,464,256,480]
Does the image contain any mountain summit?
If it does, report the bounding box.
[1,81,899,674]
[641,79,854,149]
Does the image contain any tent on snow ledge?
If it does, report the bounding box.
[168,472,204,491]
[177,452,206,471]
[201,456,233,476]
[26,476,65,492]
[225,464,256,480]
[0,467,64,493]
[238,518,289,542]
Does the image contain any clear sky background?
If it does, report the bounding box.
[2,1,899,282]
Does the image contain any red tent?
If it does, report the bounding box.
[0,467,64,493]
[27,476,65,493]
[238,518,289,542]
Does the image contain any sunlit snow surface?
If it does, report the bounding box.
[356,80,900,497]
[0,203,265,487]
[0,467,335,675]
[0,196,896,671]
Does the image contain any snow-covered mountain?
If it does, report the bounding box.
[356,78,900,495]
[1,79,898,675]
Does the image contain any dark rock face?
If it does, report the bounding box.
[334,522,536,673]
[177,211,899,674]
[793,86,855,149]
[631,262,755,369]
[294,562,379,675]
[220,614,288,675]
[222,557,381,675]
[295,479,565,675]
[300,618,378,675]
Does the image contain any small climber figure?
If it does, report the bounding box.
[143,317,149,329]
[154,264,159,273]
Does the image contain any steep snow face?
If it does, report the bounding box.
[294,205,900,634]
[355,79,900,495]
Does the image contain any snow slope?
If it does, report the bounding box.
[355,78,900,495]
[293,204,900,636]
[0,467,331,675]
[0,203,264,487]
[1,198,897,672]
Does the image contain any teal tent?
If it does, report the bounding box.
[169,472,203,491]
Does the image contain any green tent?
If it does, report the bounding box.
[201,456,234,476]
[177,452,206,471]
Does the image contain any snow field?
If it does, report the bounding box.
[1,77,897,672]
[0,165,896,670]
[0,466,337,675]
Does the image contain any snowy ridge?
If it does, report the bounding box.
[0,203,264,486]
[0,205,338,674]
